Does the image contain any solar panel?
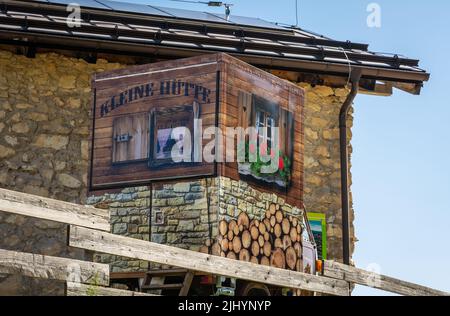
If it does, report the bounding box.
[95,0,170,16]
[44,0,288,31]
[150,6,228,24]
[44,0,111,10]
[222,15,285,30]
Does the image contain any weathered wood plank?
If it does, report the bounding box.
[0,248,109,286]
[69,226,349,296]
[0,188,110,231]
[66,282,156,296]
[323,260,449,296]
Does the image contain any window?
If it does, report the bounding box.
[256,110,275,152]
[149,105,194,168]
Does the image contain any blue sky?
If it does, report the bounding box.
[118,0,450,295]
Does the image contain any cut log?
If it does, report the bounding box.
[228,241,234,252]
[211,242,221,256]
[263,218,271,232]
[227,230,234,241]
[294,242,302,258]
[219,220,228,236]
[265,210,271,220]
[239,249,250,262]
[269,203,276,215]
[250,256,259,265]
[220,251,226,257]
[274,238,283,249]
[263,232,270,242]
[258,235,265,248]
[260,256,270,266]
[229,220,239,236]
[275,211,283,224]
[233,224,240,236]
[282,235,292,250]
[251,241,260,257]
[274,223,282,238]
[281,218,290,235]
[296,224,301,235]
[292,217,298,227]
[241,230,252,249]
[232,236,242,253]
[296,258,303,272]
[270,216,276,228]
[221,238,229,252]
[258,222,266,235]
[289,227,298,243]
[237,212,250,229]
[286,246,297,270]
[263,241,272,257]
[270,248,286,269]
[254,219,260,228]
[250,226,259,240]
[227,252,237,260]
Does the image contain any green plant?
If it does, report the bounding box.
[240,140,291,186]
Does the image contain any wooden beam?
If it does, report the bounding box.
[0,248,109,286]
[0,188,110,231]
[323,260,449,296]
[179,271,195,296]
[392,82,422,95]
[69,226,350,296]
[66,282,156,296]
[359,82,393,97]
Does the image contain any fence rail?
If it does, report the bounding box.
[66,282,155,296]
[0,188,448,296]
[0,188,110,231]
[0,248,109,286]
[68,225,349,296]
[322,260,449,296]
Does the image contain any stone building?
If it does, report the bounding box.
[0,0,428,295]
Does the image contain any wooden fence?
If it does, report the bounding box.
[0,188,447,296]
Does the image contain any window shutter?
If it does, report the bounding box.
[238,91,253,129]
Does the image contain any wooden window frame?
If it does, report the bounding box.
[149,105,195,169]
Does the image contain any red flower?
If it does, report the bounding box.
[278,157,284,170]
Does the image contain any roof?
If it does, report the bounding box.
[0,0,429,92]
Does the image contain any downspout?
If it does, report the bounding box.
[339,69,362,265]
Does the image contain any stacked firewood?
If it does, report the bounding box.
[200,203,303,271]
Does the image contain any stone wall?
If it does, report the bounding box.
[0,49,355,294]
[0,49,124,295]
[217,177,303,224]
[299,83,355,260]
[87,180,217,272]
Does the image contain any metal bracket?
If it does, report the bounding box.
[115,133,132,143]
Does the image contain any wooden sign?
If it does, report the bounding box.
[90,53,304,206]
[90,56,219,189]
